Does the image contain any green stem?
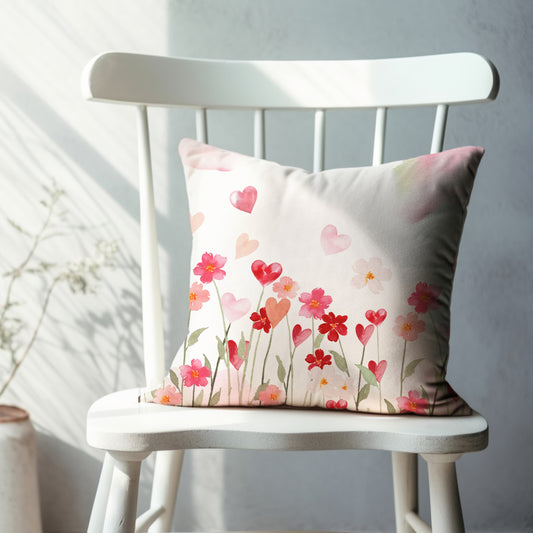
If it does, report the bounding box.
[355,345,366,410]
[400,339,407,398]
[248,330,262,403]
[182,309,191,366]
[338,337,350,376]
[376,327,382,413]
[0,276,60,398]
[261,329,274,386]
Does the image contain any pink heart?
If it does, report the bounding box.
[320,224,351,255]
[251,260,282,286]
[221,293,251,322]
[230,186,257,213]
[265,297,291,328]
[292,324,312,347]
[368,360,387,383]
[227,339,249,370]
[365,308,387,327]
[235,233,259,259]
[355,323,375,346]
[190,212,204,233]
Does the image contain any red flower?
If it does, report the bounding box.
[305,349,332,371]
[180,358,211,388]
[408,282,441,314]
[193,252,227,284]
[397,390,429,414]
[318,312,348,342]
[393,313,425,342]
[326,399,348,410]
[250,307,271,333]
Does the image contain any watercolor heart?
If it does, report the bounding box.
[227,339,248,371]
[190,212,204,233]
[265,297,291,328]
[320,224,351,255]
[365,308,387,327]
[251,260,282,286]
[221,293,251,322]
[230,186,257,213]
[368,360,387,383]
[355,323,375,346]
[235,233,259,259]
[292,324,312,347]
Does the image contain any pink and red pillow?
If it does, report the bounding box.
[149,139,484,415]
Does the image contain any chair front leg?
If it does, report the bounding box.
[103,451,150,533]
[422,453,464,533]
[391,452,418,533]
[88,452,115,533]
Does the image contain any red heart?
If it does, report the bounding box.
[368,360,387,383]
[227,339,248,371]
[365,308,387,327]
[292,324,312,348]
[251,260,282,286]
[355,323,375,346]
[230,186,257,213]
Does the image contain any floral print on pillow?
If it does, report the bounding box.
[147,139,484,415]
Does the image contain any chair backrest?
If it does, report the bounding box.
[82,52,499,388]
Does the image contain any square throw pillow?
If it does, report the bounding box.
[149,138,484,416]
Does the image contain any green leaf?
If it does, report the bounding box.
[276,355,286,383]
[330,350,348,373]
[203,354,212,372]
[195,389,205,407]
[216,336,226,359]
[357,383,370,403]
[209,389,221,406]
[313,333,325,349]
[238,332,248,360]
[420,385,430,403]
[187,327,208,348]
[355,363,378,387]
[384,398,396,414]
[253,381,270,401]
[404,358,424,379]
[169,369,181,390]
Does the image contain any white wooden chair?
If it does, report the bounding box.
[81,52,499,533]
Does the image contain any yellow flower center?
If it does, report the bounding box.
[402,323,413,332]
[310,299,320,308]
[283,284,292,292]
[206,263,215,273]
[270,392,279,401]
[191,370,199,379]
[161,395,170,404]
[365,271,375,283]
[320,378,329,388]
[189,292,197,301]
[408,401,417,411]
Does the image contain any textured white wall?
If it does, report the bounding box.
[0,1,532,532]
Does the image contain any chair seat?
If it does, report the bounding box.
[87,388,488,455]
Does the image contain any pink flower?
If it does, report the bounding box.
[393,313,425,341]
[250,307,272,333]
[153,384,182,406]
[180,358,211,387]
[351,257,392,294]
[272,276,300,299]
[408,282,441,314]
[318,312,348,342]
[305,349,332,371]
[188,282,210,311]
[193,252,227,284]
[326,399,348,410]
[259,384,285,405]
[299,288,333,319]
[397,390,429,414]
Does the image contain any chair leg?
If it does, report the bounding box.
[391,452,418,533]
[148,449,185,532]
[422,453,465,533]
[103,451,150,533]
[88,452,115,533]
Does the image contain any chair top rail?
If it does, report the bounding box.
[82,52,499,110]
